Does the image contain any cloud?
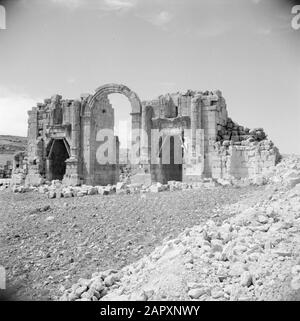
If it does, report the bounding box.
[0,86,41,136]
[102,0,137,11]
[254,23,291,36]
[50,0,137,11]
[50,0,85,9]
[142,10,173,27]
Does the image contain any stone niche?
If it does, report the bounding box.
[18,84,280,186]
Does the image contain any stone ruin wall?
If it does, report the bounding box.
[212,119,281,181]
[142,89,279,183]
[86,95,119,186]
[13,84,281,187]
[26,95,75,186]
[25,93,120,187]
[142,90,229,183]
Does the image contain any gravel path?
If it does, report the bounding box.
[0,185,263,300]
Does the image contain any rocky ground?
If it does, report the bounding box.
[1,155,300,301]
[59,155,300,301]
[0,183,262,301]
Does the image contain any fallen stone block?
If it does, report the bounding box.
[87,186,98,195]
[63,189,73,198]
[150,182,163,193]
[48,190,56,199]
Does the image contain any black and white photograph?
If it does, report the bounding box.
[0,0,300,312]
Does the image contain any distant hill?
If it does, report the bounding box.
[0,135,27,166]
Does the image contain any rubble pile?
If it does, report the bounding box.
[265,155,300,188]
[0,178,11,191]
[10,179,220,198]
[13,156,299,198]
[59,270,121,301]
[216,118,267,144]
[60,155,300,301]
[8,174,277,197]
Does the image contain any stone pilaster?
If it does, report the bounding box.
[82,110,92,185]
[27,107,38,162]
[62,100,82,186]
[70,100,81,159]
[183,94,204,182]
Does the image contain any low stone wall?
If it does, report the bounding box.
[212,139,280,180]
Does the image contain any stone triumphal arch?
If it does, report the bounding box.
[23,83,280,187]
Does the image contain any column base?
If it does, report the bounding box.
[63,157,82,186]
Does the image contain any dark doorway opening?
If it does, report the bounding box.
[48,139,70,180]
[159,135,183,183]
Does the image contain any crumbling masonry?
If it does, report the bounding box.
[20,83,280,186]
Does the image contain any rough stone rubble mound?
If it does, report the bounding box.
[59,155,300,301]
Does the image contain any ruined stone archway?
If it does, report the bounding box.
[87,83,142,115]
[82,84,143,185]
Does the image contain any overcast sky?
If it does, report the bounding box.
[0,0,299,153]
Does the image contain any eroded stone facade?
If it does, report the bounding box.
[20,84,280,186]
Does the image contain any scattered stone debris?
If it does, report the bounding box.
[0,178,260,300]
[0,178,11,190]
[10,168,284,198]
[60,155,300,301]
[10,179,217,198]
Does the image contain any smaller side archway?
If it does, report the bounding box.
[46,138,70,180]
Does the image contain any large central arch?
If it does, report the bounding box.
[87,83,142,115]
[82,84,143,185]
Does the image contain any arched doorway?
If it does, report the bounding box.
[82,84,142,185]
[155,134,183,184]
[108,93,132,165]
[46,139,70,181]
